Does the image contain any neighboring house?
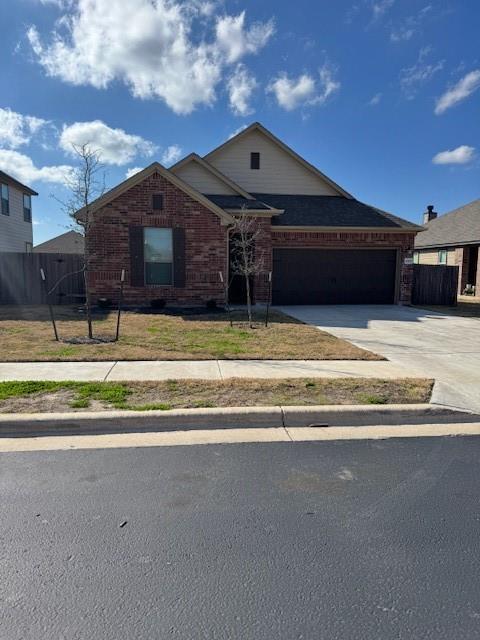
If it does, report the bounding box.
[0,171,37,252]
[81,122,421,306]
[414,200,480,296]
[34,230,85,254]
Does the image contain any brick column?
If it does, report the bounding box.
[475,246,480,297]
[398,237,415,305]
[253,217,273,304]
[455,247,468,295]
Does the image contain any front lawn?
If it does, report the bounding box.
[0,305,382,362]
[0,378,433,413]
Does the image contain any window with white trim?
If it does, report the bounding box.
[144,228,173,285]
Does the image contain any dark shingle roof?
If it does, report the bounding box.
[204,195,271,210]
[415,199,480,248]
[254,194,419,229]
[204,193,420,230]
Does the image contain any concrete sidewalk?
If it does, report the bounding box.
[0,359,413,382]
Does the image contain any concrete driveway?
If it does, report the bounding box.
[279,305,480,414]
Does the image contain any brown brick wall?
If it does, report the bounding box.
[87,172,228,305]
[87,171,416,307]
[271,230,416,304]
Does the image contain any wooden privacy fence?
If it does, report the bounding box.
[412,264,458,306]
[0,253,85,305]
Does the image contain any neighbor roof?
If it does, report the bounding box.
[33,230,84,254]
[244,194,422,230]
[203,122,353,199]
[415,199,480,248]
[0,170,38,196]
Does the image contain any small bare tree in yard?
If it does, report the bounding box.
[56,144,106,339]
[230,212,265,328]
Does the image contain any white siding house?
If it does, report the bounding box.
[0,171,37,252]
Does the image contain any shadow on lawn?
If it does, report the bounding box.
[0,304,303,326]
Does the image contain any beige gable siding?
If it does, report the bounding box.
[416,248,456,265]
[207,129,341,195]
[172,160,238,195]
[0,184,33,252]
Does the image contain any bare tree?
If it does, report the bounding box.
[230,212,265,328]
[55,144,106,339]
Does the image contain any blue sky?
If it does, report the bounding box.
[1,0,479,244]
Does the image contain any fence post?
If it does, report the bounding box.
[264,271,272,327]
[219,271,233,327]
[115,269,125,341]
[40,268,59,341]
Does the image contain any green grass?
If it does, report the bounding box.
[0,380,131,409]
[0,378,433,413]
[356,393,388,404]
[131,402,172,412]
[0,381,65,401]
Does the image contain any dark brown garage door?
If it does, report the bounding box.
[272,249,397,305]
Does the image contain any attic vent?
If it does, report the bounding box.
[152,194,164,210]
[250,152,260,170]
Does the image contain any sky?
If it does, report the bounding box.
[0,0,479,244]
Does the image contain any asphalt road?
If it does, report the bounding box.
[1,436,480,639]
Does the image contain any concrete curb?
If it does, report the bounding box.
[0,404,477,438]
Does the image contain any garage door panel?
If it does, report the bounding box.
[272,249,397,305]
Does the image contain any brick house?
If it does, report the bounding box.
[414,200,480,298]
[81,122,421,306]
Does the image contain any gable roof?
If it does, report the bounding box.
[75,162,234,225]
[415,198,480,248]
[0,170,38,196]
[170,153,254,200]
[33,230,84,254]
[203,122,353,199]
[263,195,422,230]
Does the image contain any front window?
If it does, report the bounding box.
[1,183,9,215]
[144,228,173,285]
[25,242,32,253]
[23,194,32,222]
[438,249,447,265]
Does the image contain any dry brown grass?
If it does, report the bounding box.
[0,378,433,413]
[0,305,382,362]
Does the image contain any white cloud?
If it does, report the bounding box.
[435,70,480,115]
[0,108,48,148]
[0,149,74,185]
[161,145,183,166]
[227,64,257,116]
[59,120,156,165]
[371,0,395,21]
[125,166,144,179]
[368,92,382,105]
[432,145,475,165]
[215,11,275,64]
[28,1,274,115]
[37,0,72,6]
[390,5,432,43]
[268,64,340,111]
[400,47,444,99]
